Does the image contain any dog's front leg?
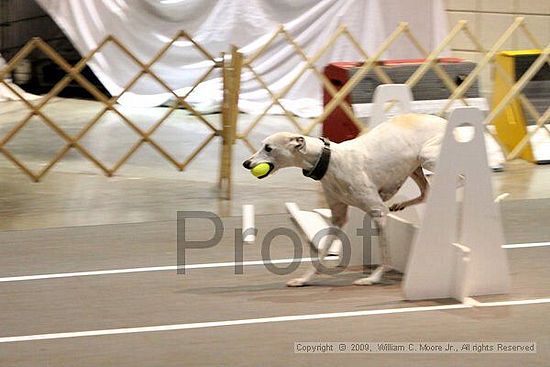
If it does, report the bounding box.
[286,201,348,287]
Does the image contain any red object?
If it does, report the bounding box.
[322,58,465,142]
[322,63,360,143]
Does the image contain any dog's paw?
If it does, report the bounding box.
[389,203,406,212]
[286,278,308,287]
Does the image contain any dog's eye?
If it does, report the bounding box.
[264,145,272,153]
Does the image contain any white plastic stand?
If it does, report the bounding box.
[371,84,413,128]
[286,202,413,272]
[402,107,510,301]
[242,204,255,244]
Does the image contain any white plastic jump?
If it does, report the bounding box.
[242,204,255,244]
[403,107,510,301]
[371,84,413,129]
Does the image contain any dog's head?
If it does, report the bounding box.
[242,132,306,179]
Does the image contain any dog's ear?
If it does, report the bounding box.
[288,136,306,153]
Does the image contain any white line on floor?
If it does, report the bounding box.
[1,297,549,343]
[502,241,550,249]
[0,257,336,283]
[0,242,547,283]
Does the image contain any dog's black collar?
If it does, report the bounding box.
[302,137,331,181]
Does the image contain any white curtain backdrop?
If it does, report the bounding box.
[35,0,448,114]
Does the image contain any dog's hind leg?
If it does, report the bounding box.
[388,166,429,211]
[419,143,439,173]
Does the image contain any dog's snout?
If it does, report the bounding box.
[243,159,252,169]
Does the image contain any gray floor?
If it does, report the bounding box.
[0,98,549,366]
[0,213,549,366]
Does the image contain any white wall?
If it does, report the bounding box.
[445,0,550,96]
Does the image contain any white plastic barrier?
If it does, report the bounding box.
[370,84,414,128]
[402,107,510,301]
[242,204,256,244]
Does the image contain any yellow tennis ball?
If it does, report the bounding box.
[251,163,271,178]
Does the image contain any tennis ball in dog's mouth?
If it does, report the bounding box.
[251,163,271,178]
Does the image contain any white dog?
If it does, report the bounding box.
[243,113,446,286]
